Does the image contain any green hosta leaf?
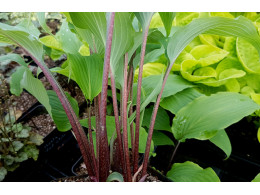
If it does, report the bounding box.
[143,106,171,132]
[167,161,220,182]
[144,47,165,64]
[106,172,124,182]
[68,53,103,101]
[10,66,28,96]
[21,70,52,116]
[159,12,176,36]
[172,92,260,142]
[252,173,260,182]
[110,12,134,77]
[0,167,7,182]
[152,131,175,146]
[134,12,154,29]
[134,62,167,82]
[51,66,76,81]
[47,90,79,132]
[0,21,43,62]
[56,20,82,54]
[160,88,203,114]
[37,12,52,35]
[209,129,232,159]
[0,53,27,67]
[140,74,194,99]
[181,59,217,82]
[190,44,229,66]
[236,37,260,74]
[167,16,260,66]
[173,12,199,26]
[4,155,14,166]
[40,35,62,51]
[69,12,106,48]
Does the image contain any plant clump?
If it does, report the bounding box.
[0,74,43,181]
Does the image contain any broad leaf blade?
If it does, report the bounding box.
[134,12,154,29]
[167,161,220,182]
[68,53,103,101]
[172,92,260,141]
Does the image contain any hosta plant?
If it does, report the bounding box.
[1,12,260,182]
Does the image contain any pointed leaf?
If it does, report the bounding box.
[172,92,260,142]
[68,53,103,101]
[159,12,176,36]
[134,12,154,29]
[209,129,232,159]
[252,173,260,182]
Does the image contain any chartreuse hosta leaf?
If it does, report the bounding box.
[68,53,103,101]
[197,58,246,87]
[40,35,63,51]
[173,12,199,26]
[180,59,217,82]
[172,92,260,142]
[252,173,260,182]
[237,37,260,74]
[80,116,154,154]
[190,44,229,66]
[209,129,231,159]
[134,62,167,82]
[167,16,260,67]
[210,12,234,18]
[167,161,220,182]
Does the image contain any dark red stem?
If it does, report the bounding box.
[109,68,126,178]
[88,103,98,179]
[122,53,132,182]
[133,25,150,173]
[141,65,173,177]
[98,12,115,182]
